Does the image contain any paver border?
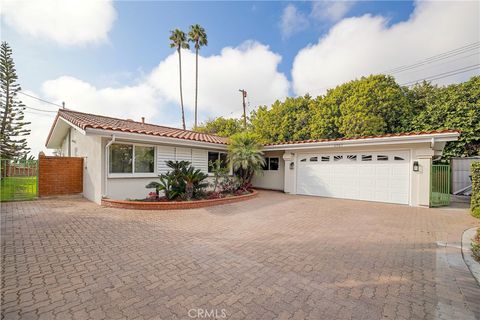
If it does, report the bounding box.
[101,189,258,210]
[461,227,480,286]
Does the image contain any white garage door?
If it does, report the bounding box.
[296,151,410,204]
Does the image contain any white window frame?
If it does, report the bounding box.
[207,151,231,175]
[108,142,157,178]
[263,157,280,171]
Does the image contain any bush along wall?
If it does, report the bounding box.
[471,162,480,218]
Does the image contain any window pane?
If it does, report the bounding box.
[208,152,219,173]
[310,157,318,162]
[109,144,133,173]
[334,155,343,162]
[321,156,330,162]
[269,158,279,170]
[219,153,228,169]
[377,155,389,161]
[135,146,155,173]
[361,155,372,161]
[347,155,357,161]
[262,157,269,170]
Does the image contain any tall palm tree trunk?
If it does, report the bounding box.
[178,48,186,130]
[194,47,199,129]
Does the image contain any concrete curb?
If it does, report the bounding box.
[462,227,480,286]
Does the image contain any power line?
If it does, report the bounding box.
[23,106,57,113]
[383,42,480,74]
[400,64,480,86]
[17,91,63,108]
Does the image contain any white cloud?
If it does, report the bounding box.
[292,1,480,96]
[148,41,289,117]
[23,41,288,155]
[311,1,355,22]
[280,4,310,39]
[1,0,116,46]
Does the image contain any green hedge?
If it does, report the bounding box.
[472,162,480,218]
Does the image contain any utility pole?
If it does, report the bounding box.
[239,89,247,129]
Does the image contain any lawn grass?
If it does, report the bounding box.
[0,176,37,201]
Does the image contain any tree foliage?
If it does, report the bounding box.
[250,95,313,144]
[0,41,30,159]
[196,117,243,137]
[410,76,480,157]
[243,74,478,157]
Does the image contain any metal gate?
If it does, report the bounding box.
[430,164,451,207]
[0,159,38,201]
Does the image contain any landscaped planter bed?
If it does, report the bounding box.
[101,189,258,210]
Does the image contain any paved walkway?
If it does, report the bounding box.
[1,191,479,320]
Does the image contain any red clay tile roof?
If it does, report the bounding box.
[264,129,460,146]
[53,109,228,145]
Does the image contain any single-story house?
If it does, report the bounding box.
[46,109,460,207]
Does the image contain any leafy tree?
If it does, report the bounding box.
[228,132,265,184]
[334,75,412,137]
[411,76,480,157]
[0,41,30,159]
[196,117,243,137]
[188,24,208,129]
[169,29,190,130]
[250,95,313,144]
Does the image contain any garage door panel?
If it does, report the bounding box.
[297,151,410,205]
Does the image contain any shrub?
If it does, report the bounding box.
[146,161,208,200]
[472,228,480,262]
[471,162,480,218]
[228,132,265,184]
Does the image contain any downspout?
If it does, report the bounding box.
[103,135,116,198]
[67,128,71,156]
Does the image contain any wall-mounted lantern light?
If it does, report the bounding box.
[290,162,295,170]
[413,161,419,172]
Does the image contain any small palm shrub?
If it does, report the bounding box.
[146,160,208,200]
[228,132,265,186]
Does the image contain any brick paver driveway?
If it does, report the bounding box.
[1,191,479,320]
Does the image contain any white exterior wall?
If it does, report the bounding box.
[280,143,434,207]
[105,142,216,200]
[252,151,285,191]
[59,128,103,203]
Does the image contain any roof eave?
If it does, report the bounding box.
[85,128,229,150]
[261,132,460,151]
[45,115,87,149]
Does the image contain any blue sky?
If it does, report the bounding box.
[5,1,415,92]
[1,1,478,155]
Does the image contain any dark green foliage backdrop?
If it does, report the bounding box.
[197,75,479,158]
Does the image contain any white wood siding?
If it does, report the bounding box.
[175,147,192,162]
[157,146,209,174]
[192,149,208,173]
[157,146,175,174]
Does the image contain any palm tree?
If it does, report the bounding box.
[169,29,190,130]
[188,24,208,130]
[228,132,265,185]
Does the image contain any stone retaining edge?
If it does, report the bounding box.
[101,190,258,210]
